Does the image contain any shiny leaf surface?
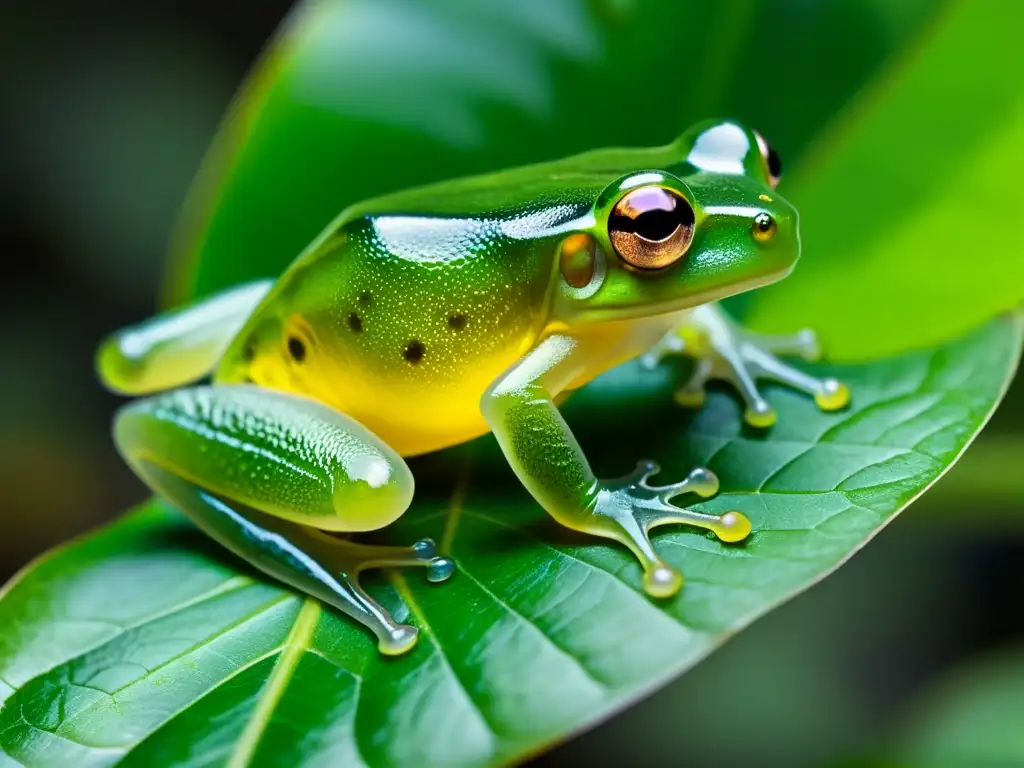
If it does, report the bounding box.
[1,316,1019,766]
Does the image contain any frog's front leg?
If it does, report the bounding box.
[642,303,850,427]
[114,385,453,655]
[482,335,750,598]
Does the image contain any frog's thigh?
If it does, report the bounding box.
[114,384,453,656]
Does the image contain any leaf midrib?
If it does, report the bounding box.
[227,599,321,767]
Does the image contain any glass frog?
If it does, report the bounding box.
[97,119,849,655]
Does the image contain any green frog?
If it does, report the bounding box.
[97,119,849,655]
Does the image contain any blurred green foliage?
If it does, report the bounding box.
[892,647,1024,766]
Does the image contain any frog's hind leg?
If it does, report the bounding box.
[114,384,453,655]
[642,303,850,427]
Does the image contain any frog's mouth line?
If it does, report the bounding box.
[659,262,796,316]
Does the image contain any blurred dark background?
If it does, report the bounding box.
[0,0,290,575]
[1,1,1022,765]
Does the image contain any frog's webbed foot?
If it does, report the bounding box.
[641,303,849,428]
[590,460,751,598]
[329,536,455,655]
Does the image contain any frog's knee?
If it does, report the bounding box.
[328,450,414,532]
[113,385,414,534]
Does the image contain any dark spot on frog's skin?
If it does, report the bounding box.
[403,340,425,364]
[447,314,467,331]
[241,340,256,362]
[358,291,373,307]
[287,336,307,363]
[348,312,363,333]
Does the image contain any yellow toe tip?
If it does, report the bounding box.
[379,626,419,655]
[744,405,777,429]
[674,389,706,409]
[815,380,851,411]
[644,564,683,598]
[714,511,752,543]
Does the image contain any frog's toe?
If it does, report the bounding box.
[743,345,849,415]
[673,387,707,409]
[426,556,456,583]
[628,494,753,598]
[345,538,458,581]
[412,537,439,559]
[644,564,683,599]
[640,331,685,370]
[815,378,851,411]
[672,357,712,409]
[744,327,822,361]
[744,399,777,429]
[326,536,456,654]
[711,358,777,428]
[648,306,850,422]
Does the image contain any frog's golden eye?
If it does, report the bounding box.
[608,186,695,270]
[754,130,783,188]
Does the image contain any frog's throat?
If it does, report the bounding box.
[683,262,795,309]
[581,262,795,325]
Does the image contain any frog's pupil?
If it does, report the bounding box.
[611,188,694,242]
[767,146,783,178]
[633,210,681,241]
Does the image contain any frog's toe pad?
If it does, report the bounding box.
[412,538,439,559]
[815,378,851,411]
[411,538,455,582]
[673,386,707,409]
[644,564,683,599]
[744,401,777,429]
[379,625,419,655]
[714,511,752,543]
[426,556,455,583]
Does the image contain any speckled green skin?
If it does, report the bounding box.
[98,119,846,654]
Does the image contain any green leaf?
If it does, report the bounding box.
[1,316,1019,766]
[744,0,1024,359]
[164,0,937,304]
[889,646,1024,767]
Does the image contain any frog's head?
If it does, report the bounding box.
[552,119,797,324]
